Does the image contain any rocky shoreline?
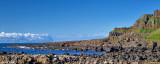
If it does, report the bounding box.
[7,32,160,64]
[9,32,157,52]
[1,45,160,64]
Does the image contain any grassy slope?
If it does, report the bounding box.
[111,14,160,42]
[135,28,152,33]
[146,29,160,42]
[147,16,160,26]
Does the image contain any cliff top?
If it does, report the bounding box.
[111,10,160,34]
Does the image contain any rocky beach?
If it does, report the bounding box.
[1,45,160,64]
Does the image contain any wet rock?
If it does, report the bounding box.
[0,52,7,55]
[63,53,69,55]
[19,51,26,55]
[72,48,77,51]
[72,54,77,56]
[97,46,104,52]
[48,53,55,56]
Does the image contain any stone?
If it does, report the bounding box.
[19,51,26,54]
[137,43,142,47]
[153,41,157,49]
[154,10,160,16]
[109,32,124,36]
[97,46,104,52]
[63,53,69,55]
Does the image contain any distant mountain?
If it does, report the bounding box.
[0,32,53,43]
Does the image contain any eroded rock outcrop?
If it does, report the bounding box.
[109,32,124,36]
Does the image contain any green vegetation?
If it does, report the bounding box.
[143,14,153,15]
[111,14,160,36]
[147,16,160,26]
[134,27,152,33]
[136,18,141,23]
[142,14,153,22]
[111,29,132,33]
[147,17,155,26]
[156,21,160,26]
[146,29,160,42]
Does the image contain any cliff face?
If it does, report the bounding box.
[110,10,160,36]
[133,10,160,29]
[133,14,153,29]
[154,10,160,16]
[109,32,124,36]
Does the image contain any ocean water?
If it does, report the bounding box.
[0,43,104,55]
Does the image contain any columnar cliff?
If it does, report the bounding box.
[110,10,160,36]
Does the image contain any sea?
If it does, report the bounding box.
[0,43,104,55]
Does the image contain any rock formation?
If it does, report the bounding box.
[110,10,160,36]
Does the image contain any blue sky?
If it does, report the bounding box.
[0,0,160,41]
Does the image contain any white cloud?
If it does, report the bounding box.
[0,32,108,43]
[0,32,53,43]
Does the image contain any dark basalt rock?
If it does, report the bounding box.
[109,32,124,36]
[153,41,157,49]
[63,53,69,55]
[1,46,160,64]
[0,52,7,55]
[19,51,26,54]
[137,43,142,47]
[49,53,55,56]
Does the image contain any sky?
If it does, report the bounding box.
[0,0,160,41]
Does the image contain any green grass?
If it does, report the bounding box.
[156,21,160,26]
[136,18,141,23]
[146,29,160,42]
[135,27,152,33]
[112,27,152,33]
[141,28,152,33]
[147,16,160,26]
[146,17,155,26]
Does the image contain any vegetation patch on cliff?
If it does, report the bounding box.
[135,28,152,33]
[146,29,160,42]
